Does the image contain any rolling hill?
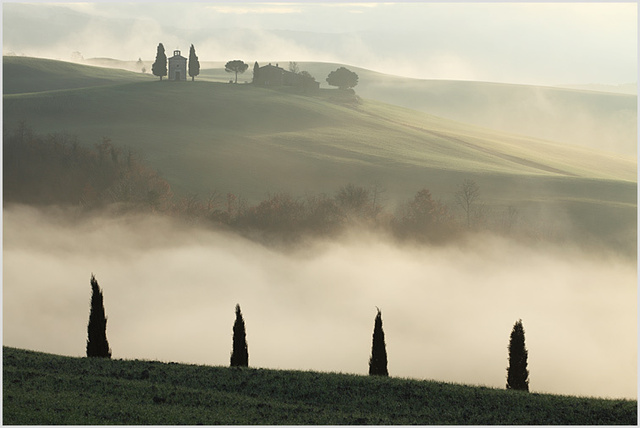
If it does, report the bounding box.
[295,62,638,157]
[2,56,149,94]
[3,56,636,252]
[65,57,640,156]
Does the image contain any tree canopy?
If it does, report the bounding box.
[326,67,358,90]
[225,60,249,84]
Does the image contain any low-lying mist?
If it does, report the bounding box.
[3,204,636,399]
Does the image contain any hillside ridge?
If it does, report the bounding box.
[3,346,637,425]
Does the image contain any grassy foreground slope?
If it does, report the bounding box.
[3,57,636,251]
[4,347,637,425]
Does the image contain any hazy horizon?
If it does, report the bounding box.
[2,2,637,87]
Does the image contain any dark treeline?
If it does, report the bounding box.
[155,184,463,246]
[3,123,173,210]
[4,125,526,247]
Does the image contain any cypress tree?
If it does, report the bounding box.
[230,304,248,367]
[151,43,167,81]
[253,61,260,84]
[506,319,529,391]
[368,307,388,376]
[86,274,111,358]
[188,44,200,81]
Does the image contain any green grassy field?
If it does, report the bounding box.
[3,56,637,252]
[4,347,636,425]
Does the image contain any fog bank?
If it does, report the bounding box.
[3,205,636,399]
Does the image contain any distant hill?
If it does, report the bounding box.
[557,82,636,95]
[77,57,638,156]
[295,62,637,156]
[3,56,636,253]
[13,56,635,156]
[2,56,150,94]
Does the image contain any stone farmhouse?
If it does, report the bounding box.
[254,63,320,92]
[168,50,187,81]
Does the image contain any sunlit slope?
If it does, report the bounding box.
[297,62,637,156]
[4,59,636,251]
[5,78,634,192]
[3,56,151,94]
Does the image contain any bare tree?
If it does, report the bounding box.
[455,179,480,229]
[206,190,224,216]
[501,205,519,235]
[288,61,300,74]
[371,181,387,216]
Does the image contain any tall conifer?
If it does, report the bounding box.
[253,61,260,84]
[369,308,388,376]
[151,43,167,81]
[230,304,249,367]
[188,44,200,81]
[506,319,529,391]
[86,274,111,358]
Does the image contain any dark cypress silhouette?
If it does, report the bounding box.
[506,319,529,391]
[151,43,167,81]
[369,307,388,376]
[188,44,200,81]
[230,304,248,367]
[252,61,260,84]
[86,274,111,358]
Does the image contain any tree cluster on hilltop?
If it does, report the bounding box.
[150,40,358,95]
[151,43,201,81]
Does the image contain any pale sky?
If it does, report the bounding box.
[2,1,638,85]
